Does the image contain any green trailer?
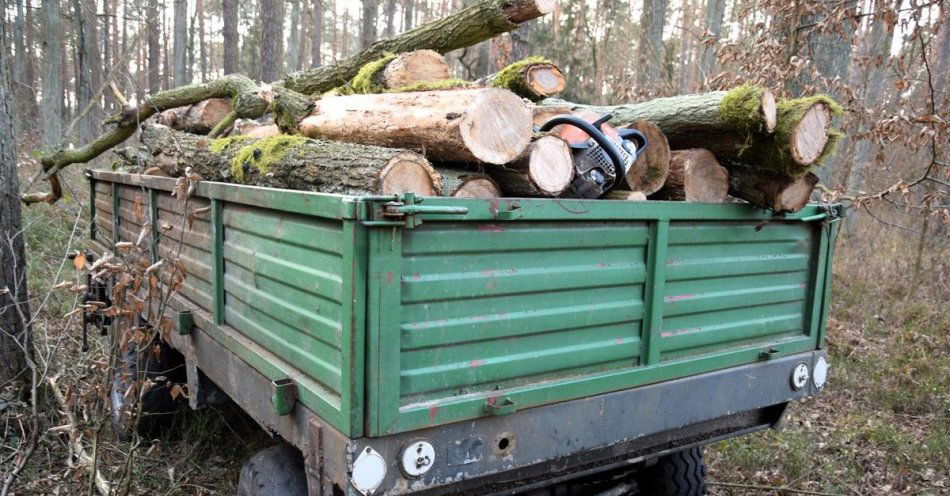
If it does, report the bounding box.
[86,169,840,495]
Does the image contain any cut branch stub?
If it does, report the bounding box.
[488,134,573,197]
[436,168,502,198]
[299,88,533,164]
[479,57,566,101]
[350,50,452,93]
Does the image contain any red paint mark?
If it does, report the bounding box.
[412,273,422,280]
[469,359,486,367]
[480,270,495,276]
[385,271,393,284]
[615,338,623,345]
[799,283,806,288]
[661,331,673,338]
[486,396,497,407]
[478,224,505,232]
[664,294,695,303]
[428,406,438,421]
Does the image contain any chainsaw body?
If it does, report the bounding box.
[539,114,648,199]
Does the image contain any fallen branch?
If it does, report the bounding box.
[48,376,112,496]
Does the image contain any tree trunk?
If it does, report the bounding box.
[623,120,671,195]
[487,134,573,196]
[724,160,817,212]
[699,0,726,85]
[12,0,27,134]
[311,0,323,67]
[361,0,379,50]
[636,0,670,93]
[173,0,188,85]
[102,0,112,111]
[651,148,728,202]
[283,0,555,95]
[300,88,532,164]
[223,0,239,74]
[41,0,62,149]
[147,0,160,93]
[139,125,441,196]
[0,17,31,386]
[158,98,233,134]
[349,50,450,92]
[197,0,207,80]
[287,0,301,71]
[384,0,398,37]
[478,57,565,102]
[260,0,282,82]
[72,0,95,142]
[403,0,414,32]
[436,168,502,197]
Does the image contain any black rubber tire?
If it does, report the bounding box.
[634,447,707,496]
[109,340,184,440]
[237,444,309,496]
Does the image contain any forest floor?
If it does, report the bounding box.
[2,167,947,496]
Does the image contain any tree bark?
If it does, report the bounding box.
[223,0,239,74]
[403,0,414,32]
[436,168,502,197]
[283,0,555,95]
[350,50,450,92]
[699,0,726,85]
[651,148,728,202]
[361,0,379,50]
[173,0,188,86]
[311,0,323,67]
[384,0,398,37]
[72,0,96,142]
[636,0,670,93]
[41,0,62,150]
[300,88,532,164]
[147,0,160,93]
[623,120,671,194]
[487,134,573,196]
[478,57,566,101]
[260,0,283,82]
[197,0,207,80]
[0,18,31,385]
[287,0,301,71]
[723,160,817,212]
[139,125,440,196]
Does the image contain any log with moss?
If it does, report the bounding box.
[345,50,451,93]
[283,0,555,94]
[436,168,502,197]
[299,88,533,164]
[478,57,566,102]
[137,125,441,196]
[722,159,818,212]
[651,149,729,202]
[157,97,234,134]
[487,134,574,197]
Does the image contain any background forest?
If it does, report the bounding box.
[0,0,947,494]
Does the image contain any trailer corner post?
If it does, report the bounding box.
[642,219,670,366]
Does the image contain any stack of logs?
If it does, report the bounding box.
[133,11,840,213]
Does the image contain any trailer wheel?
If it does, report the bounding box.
[634,447,707,496]
[110,341,184,441]
[237,444,308,496]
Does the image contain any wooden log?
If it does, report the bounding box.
[488,134,574,197]
[624,120,671,195]
[349,50,451,93]
[651,149,728,202]
[603,190,647,201]
[283,0,555,94]
[231,119,280,138]
[436,168,502,197]
[478,57,566,102]
[157,97,233,134]
[723,159,817,212]
[139,124,440,196]
[300,88,533,164]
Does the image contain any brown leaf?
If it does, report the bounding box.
[73,252,86,271]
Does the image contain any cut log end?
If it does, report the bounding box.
[503,0,556,23]
[460,89,533,164]
[790,104,831,165]
[525,65,566,98]
[453,176,501,198]
[624,120,671,195]
[382,50,451,89]
[527,135,574,194]
[761,90,777,134]
[779,172,819,212]
[604,190,647,201]
[378,152,442,196]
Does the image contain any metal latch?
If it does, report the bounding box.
[362,193,468,228]
[798,204,843,224]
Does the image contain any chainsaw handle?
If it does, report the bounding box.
[618,128,648,159]
[538,115,627,175]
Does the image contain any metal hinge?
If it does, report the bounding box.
[361,193,468,228]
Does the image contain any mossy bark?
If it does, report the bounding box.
[283,0,554,95]
[478,56,565,101]
[138,124,437,195]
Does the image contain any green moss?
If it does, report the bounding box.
[389,78,475,93]
[350,52,398,94]
[209,135,253,154]
[229,135,309,182]
[815,128,844,165]
[489,56,554,102]
[718,84,772,134]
